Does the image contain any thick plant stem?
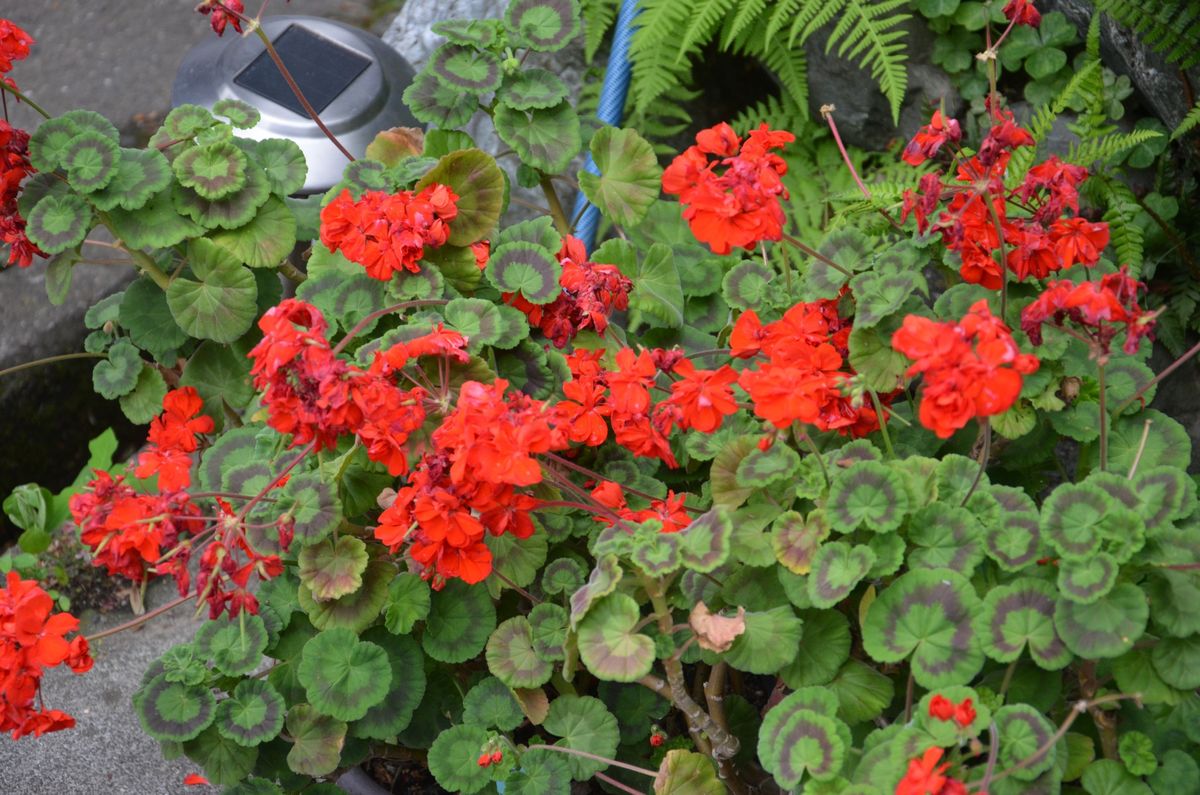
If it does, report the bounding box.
[1097,363,1108,472]
[641,575,741,762]
[539,174,571,236]
[86,594,192,642]
[704,662,749,795]
[0,352,105,380]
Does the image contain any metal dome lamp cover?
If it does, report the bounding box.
[172,15,417,194]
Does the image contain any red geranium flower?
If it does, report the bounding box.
[1003,0,1041,27]
[1021,266,1157,358]
[902,110,962,166]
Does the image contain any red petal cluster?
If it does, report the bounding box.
[895,748,969,795]
[0,573,92,740]
[185,499,286,619]
[662,122,795,255]
[247,299,430,474]
[734,298,886,436]
[506,235,633,348]
[591,481,692,534]
[69,470,204,583]
[893,300,1038,438]
[1003,0,1041,27]
[375,379,563,587]
[901,110,1106,289]
[0,20,40,270]
[319,184,459,280]
[134,387,213,492]
[195,0,244,36]
[1021,266,1157,357]
[928,694,976,728]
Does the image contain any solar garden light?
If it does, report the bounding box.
[172,15,418,194]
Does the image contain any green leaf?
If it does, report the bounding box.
[423,580,497,664]
[493,100,581,173]
[64,130,119,192]
[432,18,502,47]
[498,68,569,110]
[722,260,774,311]
[255,139,307,196]
[1026,47,1068,80]
[431,43,502,93]
[1149,749,1200,794]
[119,277,190,360]
[26,193,92,255]
[135,674,216,742]
[1151,634,1200,690]
[542,558,585,595]
[120,364,169,424]
[180,341,255,425]
[207,196,297,269]
[194,614,269,677]
[569,555,622,628]
[848,326,908,392]
[678,508,733,573]
[807,542,875,608]
[173,162,270,230]
[977,578,1071,670]
[772,510,830,575]
[828,461,909,533]
[428,724,491,794]
[173,141,247,200]
[850,270,926,329]
[577,593,655,682]
[995,704,1058,782]
[654,749,725,794]
[352,627,426,740]
[213,98,260,129]
[862,569,984,688]
[445,297,504,350]
[486,615,554,688]
[463,676,524,731]
[1082,410,1191,473]
[1055,582,1148,659]
[1082,758,1153,795]
[624,242,684,329]
[830,659,894,725]
[29,116,82,171]
[182,726,257,786]
[757,692,848,785]
[297,536,369,601]
[736,443,800,489]
[724,605,804,674]
[579,127,661,227]
[166,238,258,343]
[44,248,79,305]
[299,559,391,633]
[780,610,851,688]
[216,679,286,747]
[542,695,620,780]
[162,104,216,140]
[1040,483,1109,560]
[983,486,1043,571]
[92,339,143,399]
[907,503,984,574]
[529,602,569,661]
[486,241,562,304]
[383,573,431,635]
[106,188,205,249]
[285,704,346,777]
[507,748,573,795]
[280,471,342,546]
[415,148,505,247]
[298,627,392,722]
[1118,731,1157,777]
[1058,553,1119,604]
[505,0,581,51]
[403,72,480,129]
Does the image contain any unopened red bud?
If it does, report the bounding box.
[490,750,503,764]
[477,753,491,767]
[650,733,665,747]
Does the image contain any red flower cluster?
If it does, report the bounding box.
[1003,0,1041,27]
[893,300,1038,438]
[182,499,285,619]
[1021,266,1157,358]
[375,379,560,586]
[195,0,244,36]
[901,109,1108,289]
[69,470,205,583]
[0,20,40,270]
[505,235,633,347]
[135,387,213,492]
[662,122,794,255]
[319,184,458,281]
[0,573,93,740]
[0,18,33,84]
[733,299,885,436]
[247,299,430,474]
[592,481,692,534]
[895,748,968,795]
[928,694,976,728]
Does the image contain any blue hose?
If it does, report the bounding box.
[571,0,640,253]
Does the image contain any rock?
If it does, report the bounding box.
[806,18,964,149]
[383,0,592,219]
[1043,0,1200,131]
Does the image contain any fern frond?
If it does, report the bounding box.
[730,94,808,134]
[1067,129,1165,168]
[789,0,847,48]
[764,0,806,46]
[675,0,739,64]
[628,0,697,112]
[1171,102,1200,140]
[1087,177,1145,273]
[823,0,910,123]
[720,0,769,49]
[582,0,620,62]
[624,83,699,155]
[1093,0,1200,69]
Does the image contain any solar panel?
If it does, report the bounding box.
[234,25,371,116]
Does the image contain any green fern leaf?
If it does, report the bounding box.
[1094,0,1200,69]
[823,0,910,123]
[1067,129,1165,168]
[675,0,739,64]
[1171,101,1200,140]
[764,0,806,46]
[582,0,620,62]
[790,0,847,48]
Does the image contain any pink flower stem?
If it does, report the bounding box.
[330,299,450,355]
[820,107,903,231]
[86,594,193,643]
